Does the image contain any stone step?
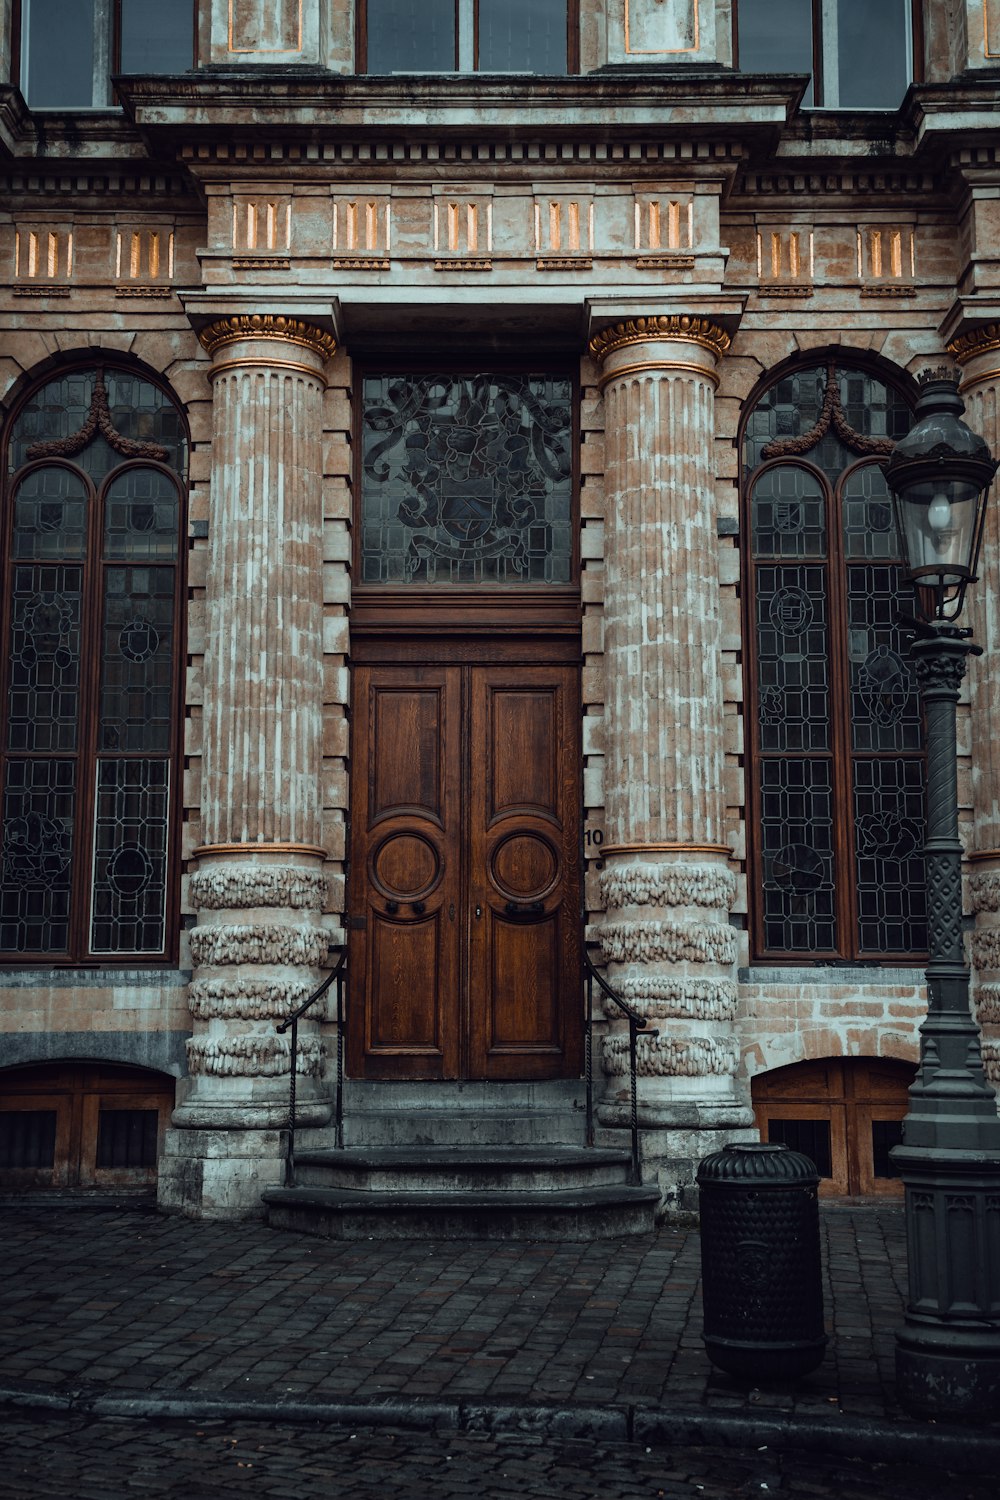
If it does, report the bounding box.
[338,1109,585,1148]
[292,1145,632,1194]
[262,1181,661,1240]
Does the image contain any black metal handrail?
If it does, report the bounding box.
[276,946,347,1187]
[583,943,657,1186]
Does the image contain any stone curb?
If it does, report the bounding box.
[2,1385,999,1474]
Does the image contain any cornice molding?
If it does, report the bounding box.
[589,314,731,364]
[199,315,337,361]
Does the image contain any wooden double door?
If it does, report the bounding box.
[347,662,582,1081]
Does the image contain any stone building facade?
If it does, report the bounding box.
[1,0,999,1220]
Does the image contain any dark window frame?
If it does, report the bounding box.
[0,361,188,965]
[358,0,580,76]
[740,358,927,964]
[14,0,198,110]
[733,0,922,109]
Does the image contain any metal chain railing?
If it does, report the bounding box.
[276,947,347,1188]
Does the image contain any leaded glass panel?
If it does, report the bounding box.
[755,565,830,752]
[6,565,81,753]
[759,758,837,953]
[842,463,899,560]
[104,469,179,562]
[9,369,187,479]
[361,374,573,585]
[13,467,87,560]
[0,758,75,952]
[854,758,926,952]
[751,466,826,559]
[99,567,175,753]
[90,759,169,954]
[847,564,921,754]
[9,370,96,473]
[744,368,828,474]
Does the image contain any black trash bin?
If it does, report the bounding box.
[697,1141,827,1380]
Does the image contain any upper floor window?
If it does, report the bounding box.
[18,0,194,110]
[0,365,187,960]
[735,0,913,109]
[743,362,926,961]
[362,0,574,74]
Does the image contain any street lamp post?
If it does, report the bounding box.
[886,367,1000,1419]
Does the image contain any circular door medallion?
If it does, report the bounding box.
[490,832,559,902]
[371,832,441,901]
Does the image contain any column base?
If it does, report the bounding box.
[597,1120,758,1217]
[158,1125,289,1220]
[896,1329,1000,1420]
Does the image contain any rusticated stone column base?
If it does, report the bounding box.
[970,857,1000,1097]
[158,1126,288,1222]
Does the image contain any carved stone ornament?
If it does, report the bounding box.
[604,1031,740,1078]
[186,1032,324,1078]
[982,1040,1000,1084]
[26,370,169,462]
[604,975,738,1022]
[975,983,1000,1024]
[190,865,328,912]
[946,323,1000,366]
[189,922,330,968]
[972,930,1000,972]
[589,315,731,364]
[970,870,1000,914]
[188,976,314,1021]
[199,315,337,361]
[600,862,736,912]
[761,361,896,461]
[599,918,737,966]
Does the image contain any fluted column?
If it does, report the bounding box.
[948,325,1000,1100]
[589,315,753,1204]
[163,315,336,1218]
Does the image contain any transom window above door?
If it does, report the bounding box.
[362,0,575,74]
[735,0,914,109]
[18,0,194,110]
[360,373,574,586]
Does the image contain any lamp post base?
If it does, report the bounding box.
[897,1333,1000,1421]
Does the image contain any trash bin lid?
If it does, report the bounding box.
[696,1142,820,1186]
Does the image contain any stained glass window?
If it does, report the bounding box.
[360,374,573,586]
[0,365,185,958]
[746,363,925,958]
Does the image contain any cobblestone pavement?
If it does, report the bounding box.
[0,1203,909,1426]
[0,1414,995,1500]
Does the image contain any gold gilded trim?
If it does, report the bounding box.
[600,842,732,858]
[192,842,328,860]
[589,315,730,364]
[598,357,721,390]
[200,315,337,361]
[948,323,1000,366]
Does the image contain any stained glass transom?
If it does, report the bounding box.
[361,374,573,585]
[746,363,924,959]
[1,365,184,959]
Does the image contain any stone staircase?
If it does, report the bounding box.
[262,1081,660,1239]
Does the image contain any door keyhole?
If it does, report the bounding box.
[475,905,482,919]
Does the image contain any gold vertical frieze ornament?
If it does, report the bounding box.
[949,323,1000,1101]
[160,314,337,1221]
[588,315,754,1211]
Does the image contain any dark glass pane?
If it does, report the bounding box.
[9,370,95,474]
[871,1119,904,1179]
[10,370,187,483]
[99,567,175,753]
[120,0,194,73]
[759,758,837,952]
[366,0,456,72]
[751,466,826,559]
[847,563,921,754]
[755,565,830,752]
[6,565,81,753]
[104,373,188,477]
[90,759,169,954]
[0,1110,57,1169]
[362,373,573,584]
[837,369,911,448]
[104,470,179,562]
[96,1108,159,1168]
[853,757,926,952]
[767,1118,832,1178]
[743,368,828,474]
[0,758,75,952]
[842,463,900,561]
[22,0,96,108]
[479,0,566,72]
[737,0,813,105]
[13,467,87,560]
[837,0,910,108]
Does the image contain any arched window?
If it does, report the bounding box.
[743,361,925,960]
[0,364,187,960]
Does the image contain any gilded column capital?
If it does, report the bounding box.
[946,323,1000,367]
[589,315,731,366]
[199,314,337,362]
